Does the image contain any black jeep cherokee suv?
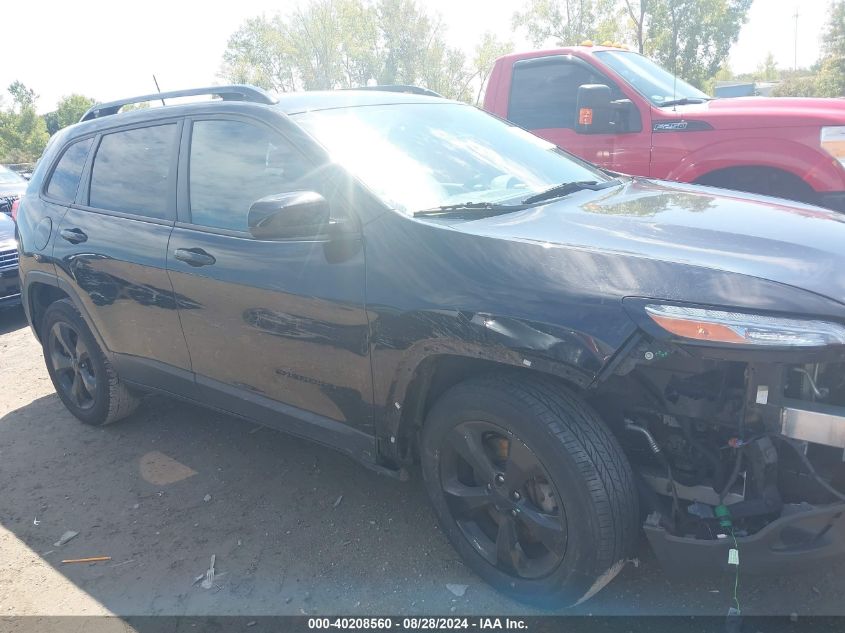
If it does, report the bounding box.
[16,85,845,606]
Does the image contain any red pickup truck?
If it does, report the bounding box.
[483,45,845,211]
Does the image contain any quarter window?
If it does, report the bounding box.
[89,124,176,218]
[188,119,308,231]
[508,59,618,130]
[46,137,94,203]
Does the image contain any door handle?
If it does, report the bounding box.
[174,247,216,267]
[60,228,88,244]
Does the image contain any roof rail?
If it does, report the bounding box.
[80,85,277,122]
[349,85,443,98]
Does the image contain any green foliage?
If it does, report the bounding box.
[0,82,49,163]
[644,0,753,89]
[220,0,504,101]
[8,81,36,109]
[377,0,438,85]
[771,1,844,97]
[120,102,150,112]
[756,52,778,82]
[771,74,823,97]
[43,94,97,135]
[472,32,515,104]
[817,0,845,96]
[56,94,96,129]
[511,0,752,90]
[512,0,607,46]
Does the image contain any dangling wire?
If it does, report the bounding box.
[730,528,741,613]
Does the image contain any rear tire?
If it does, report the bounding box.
[420,375,638,607]
[42,299,139,426]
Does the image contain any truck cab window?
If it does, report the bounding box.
[508,59,620,131]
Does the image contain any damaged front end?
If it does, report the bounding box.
[591,299,845,576]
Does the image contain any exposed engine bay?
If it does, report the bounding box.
[592,342,845,575]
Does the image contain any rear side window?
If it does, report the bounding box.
[188,119,307,231]
[89,124,176,218]
[508,59,617,130]
[46,137,94,203]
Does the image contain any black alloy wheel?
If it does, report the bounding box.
[421,375,639,607]
[440,420,567,579]
[41,299,139,426]
[47,321,97,410]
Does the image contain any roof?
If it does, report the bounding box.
[492,45,633,67]
[59,87,456,141]
[274,90,454,115]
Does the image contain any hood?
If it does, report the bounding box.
[456,178,845,307]
[0,181,26,198]
[0,212,15,247]
[660,96,845,129]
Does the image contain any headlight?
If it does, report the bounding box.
[821,126,845,168]
[645,304,845,347]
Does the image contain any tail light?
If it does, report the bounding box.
[10,198,20,222]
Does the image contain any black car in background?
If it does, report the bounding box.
[14,85,845,607]
[0,165,27,219]
[0,211,20,307]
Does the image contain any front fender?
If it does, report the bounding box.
[369,307,637,449]
[666,137,845,193]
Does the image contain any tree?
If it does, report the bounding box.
[44,94,97,135]
[220,0,474,99]
[222,2,379,92]
[471,32,514,104]
[622,0,648,53]
[816,0,845,96]
[376,0,437,85]
[773,1,844,98]
[512,0,615,47]
[0,82,49,163]
[771,75,822,97]
[229,0,477,96]
[221,15,299,92]
[756,52,778,82]
[644,0,753,89]
[512,0,752,89]
[7,81,36,109]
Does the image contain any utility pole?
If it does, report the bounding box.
[793,8,799,71]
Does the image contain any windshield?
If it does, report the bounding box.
[292,102,607,215]
[595,50,711,106]
[0,165,26,185]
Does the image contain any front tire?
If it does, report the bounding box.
[421,375,638,607]
[42,299,139,426]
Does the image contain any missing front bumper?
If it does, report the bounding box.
[644,503,845,577]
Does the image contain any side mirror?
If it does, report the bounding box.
[248,191,330,240]
[575,84,613,134]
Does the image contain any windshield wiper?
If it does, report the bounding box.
[413,201,531,218]
[521,179,622,205]
[659,97,710,107]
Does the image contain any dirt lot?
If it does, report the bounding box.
[1,305,844,619]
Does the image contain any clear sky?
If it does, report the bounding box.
[1,0,834,114]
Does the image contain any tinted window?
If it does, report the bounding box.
[89,124,176,218]
[46,138,94,203]
[508,59,617,130]
[189,120,308,231]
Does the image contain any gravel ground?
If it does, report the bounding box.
[1,304,844,619]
